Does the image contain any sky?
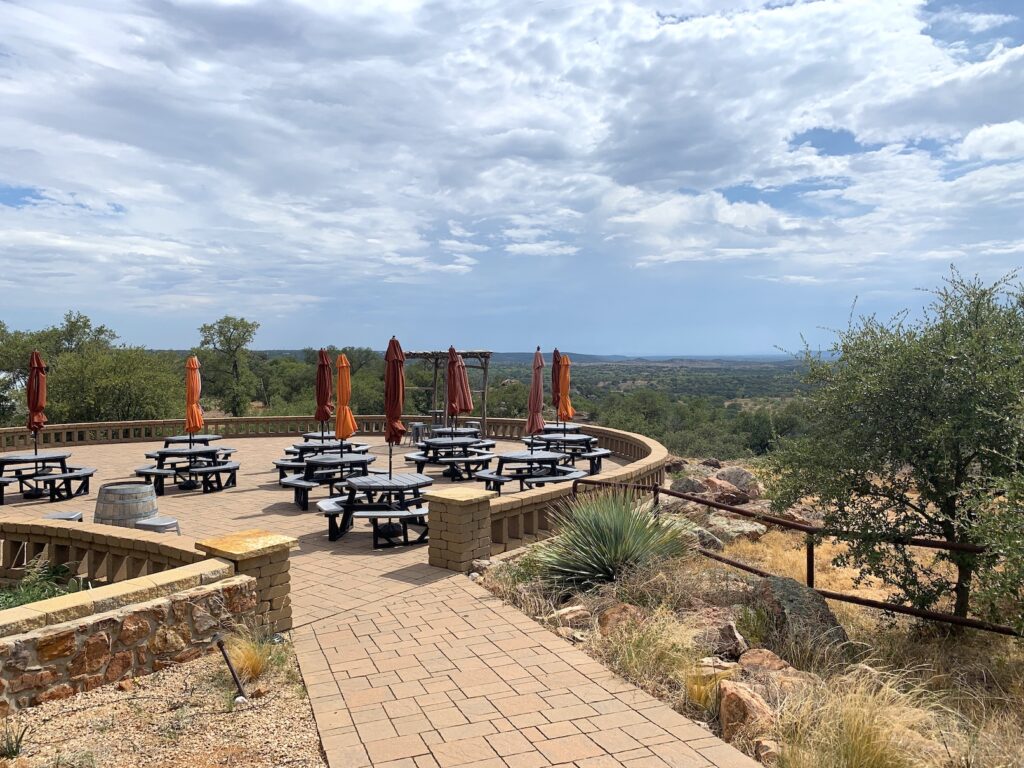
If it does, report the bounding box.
[1,0,1022,355]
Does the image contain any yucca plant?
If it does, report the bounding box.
[535,492,695,589]
[1,718,29,759]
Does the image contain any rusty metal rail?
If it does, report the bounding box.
[571,477,1019,638]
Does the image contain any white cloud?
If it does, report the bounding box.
[505,241,579,257]
[956,121,1024,160]
[928,9,1016,34]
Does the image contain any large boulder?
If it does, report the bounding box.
[664,455,688,473]
[714,622,750,660]
[704,513,767,542]
[715,466,763,499]
[703,477,750,506]
[718,680,774,742]
[670,475,709,495]
[754,576,849,646]
[701,458,723,469]
[693,526,725,552]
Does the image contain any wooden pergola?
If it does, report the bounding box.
[405,350,492,433]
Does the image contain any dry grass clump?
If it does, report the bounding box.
[224,625,287,684]
[587,607,704,715]
[775,665,961,768]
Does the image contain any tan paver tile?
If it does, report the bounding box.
[534,735,604,764]
[430,736,499,767]
[484,731,534,757]
[364,735,431,763]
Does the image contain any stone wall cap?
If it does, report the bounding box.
[196,530,298,559]
[423,488,497,505]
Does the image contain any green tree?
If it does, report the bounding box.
[47,347,180,422]
[767,270,1024,618]
[197,316,260,417]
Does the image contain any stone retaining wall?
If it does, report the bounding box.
[0,574,257,715]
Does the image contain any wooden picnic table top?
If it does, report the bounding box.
[163,434,221,445]
[0,451,72,465]
[346,473,433,492]
[306,453,376,468]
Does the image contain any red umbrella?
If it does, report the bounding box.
[551,348,562,427]
[26,350,47,455]
[446,346,473,428]
[384,337,406,476]
[314,348,334,438]
[526,346,545,451]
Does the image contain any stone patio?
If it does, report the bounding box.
[1,436,758,768]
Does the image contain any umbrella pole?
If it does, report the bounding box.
[34,431,38,456]
[389,444,393,478]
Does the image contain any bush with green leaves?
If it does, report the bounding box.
[535,492,695,590]
[1,719,28,759]
[767,269,1024,618]
[0,557,81,610]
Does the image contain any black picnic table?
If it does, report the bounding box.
[543,423,583,434]
[291,441,368,460]
[497,450,566,476]
[317,472,433,544]
[302,431,350,442]
[0,451,71,499]
[418,436,491,480]
[305,453,376,483]
[163,434,222,447]
[524,433,596,461]
[429,427,480,438]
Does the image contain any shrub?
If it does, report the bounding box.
[0,718,28,759]
[535,492,695,590]
[224,625,286,684]
[0,557,80,610]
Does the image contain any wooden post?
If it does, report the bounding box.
[481,355,489,436]
[431,358,439,415]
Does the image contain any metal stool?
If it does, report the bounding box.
[409,422,427,444]
[43,510,83,522]
[135,516,181,535]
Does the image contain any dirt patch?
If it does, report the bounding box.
[1,644,325,768]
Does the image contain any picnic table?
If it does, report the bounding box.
[317,472,433,546]
[302,432,347,442]
[524,433,596,460]
[543,423,583,434]
[474,449,585,495]
[410,436,493,480]
[163,434,221,447]
[427,409,446,425]
[138,445,238,493]
[429,427,480,438]
[0,451,90,502]
[282,453,377,510]
[290,441,368,460]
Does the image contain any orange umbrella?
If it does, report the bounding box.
[314,349,334,438]
[335,354,358,440]
[185,356,204,448]
[26,350,47,455]
[551,348,562,426]
[446,346,473,427]
[525,347,545,451]
[557,354,576,422]
[384,337,406,476]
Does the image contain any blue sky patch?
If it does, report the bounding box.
[0,185,44,208]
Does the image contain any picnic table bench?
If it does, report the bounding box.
[38,467,97,502]
[523,465,588,489]
[581,447,612,474]
[281,453,375,510]
[188,461,239,493]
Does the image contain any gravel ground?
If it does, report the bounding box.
[1,644,325,768]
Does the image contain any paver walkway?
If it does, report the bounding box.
[4,436,758,768]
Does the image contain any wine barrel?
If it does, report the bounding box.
[94,482,158,528]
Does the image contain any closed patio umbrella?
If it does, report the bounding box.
[551,348,562,427]
[557,354,576,423]
[335,353,358,441]
[446,346,474,428]
[384,337,406,477]
[314,348,334,440]
[525,346,545,452]
[26,350,47,455]
[185,356,204,450]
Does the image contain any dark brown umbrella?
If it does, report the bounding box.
[26,350,47,455]
[314,348,334,438]
[551,348,562,427]
[526,346,545,452]
[446,346,473,428]
[384,336,406,476]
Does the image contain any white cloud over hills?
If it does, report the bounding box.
[0,0,1021,350]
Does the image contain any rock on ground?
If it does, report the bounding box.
[702,477,750,506]
[670,475,709,495]
[754,576,849,646]
[715,466,763,499]
[598,603,645,636]
[718,680,775,742]
[704,513,767,542]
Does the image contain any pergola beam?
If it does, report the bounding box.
[406,351,492,433]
